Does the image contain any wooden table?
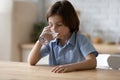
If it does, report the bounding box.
[0,61,120,80]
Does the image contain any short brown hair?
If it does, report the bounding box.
[46,0,80,33]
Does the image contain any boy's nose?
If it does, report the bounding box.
[50,26,56,31]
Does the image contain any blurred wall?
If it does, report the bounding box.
[0,1,13,61]
[46,0,120,43]
[12,1,38,61]
[0,0,38,61]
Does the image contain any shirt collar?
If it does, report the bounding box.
[51,32,76,46]
[67,32,76,46]
[50,38,59,45]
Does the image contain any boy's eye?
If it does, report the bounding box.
[56,23,62,26]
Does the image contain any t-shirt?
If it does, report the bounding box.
[40,32,98,66]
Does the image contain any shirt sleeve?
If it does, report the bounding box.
[79,34,98,57]
[40,44,50,58]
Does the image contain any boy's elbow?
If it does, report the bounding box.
[92,63,97,69]
[28,60,36,66]
[27,58,36,66]
[91,58,97,69]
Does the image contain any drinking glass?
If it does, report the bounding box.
[39,31,58,45]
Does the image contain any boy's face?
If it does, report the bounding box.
[48,15,71,40]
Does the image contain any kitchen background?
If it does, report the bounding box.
[46,0,120,43]
[0,0,120,66]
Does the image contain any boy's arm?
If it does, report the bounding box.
[27,40,43,65]
[70,53,97,70]
[51,53,97,73]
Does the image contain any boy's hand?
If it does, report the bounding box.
[51,64,73,73]
[39,26,54,44]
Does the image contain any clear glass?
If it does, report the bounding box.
[41,31,58,45]
[48,32,58,38]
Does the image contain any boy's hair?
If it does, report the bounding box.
[46,0,80,33]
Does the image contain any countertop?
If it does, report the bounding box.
[21,43,120,54]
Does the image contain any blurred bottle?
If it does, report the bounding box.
[116,36,120,45]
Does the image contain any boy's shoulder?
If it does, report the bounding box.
[76,32,86,38]
[77,32,91,40]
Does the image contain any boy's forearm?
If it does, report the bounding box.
[69,58,97,71]
[28,40,43,65]
[51,53,97,73]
